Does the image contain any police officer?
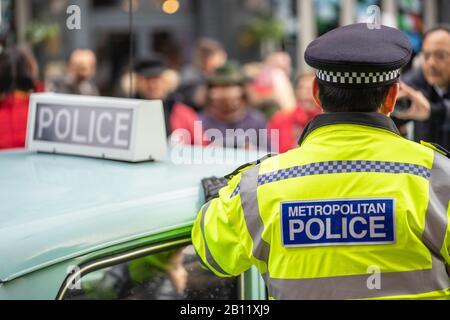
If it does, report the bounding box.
[192,23,450,300]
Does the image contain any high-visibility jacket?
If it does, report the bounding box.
[192,112,450,300]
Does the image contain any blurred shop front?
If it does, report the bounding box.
[294,0,447,71]
[7,0,271,95]
[2,0,450,93]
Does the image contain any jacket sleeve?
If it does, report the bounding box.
[191,174,254,278]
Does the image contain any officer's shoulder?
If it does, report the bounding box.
[420,141,450,159]
[225,154,276,180]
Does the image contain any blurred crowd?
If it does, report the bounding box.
[1,25,450,153]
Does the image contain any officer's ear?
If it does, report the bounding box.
[312,77,322,108]
[380,83,399,115]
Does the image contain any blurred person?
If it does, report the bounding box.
[126,250,188,300]
[268,73,323,153]
[115,69,137,98]
[162,69,180,96]
[265,51,293,78]
[0,47,41,150]
[199,62,267,150]
[47,49,99,96]
[242,62,263,82]
[395,25,450,149]
[248,51,296,119]
[177,38,227,110]
[134,58,198,144]
[82,249,188,300]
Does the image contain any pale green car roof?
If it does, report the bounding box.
[0,147,263,282]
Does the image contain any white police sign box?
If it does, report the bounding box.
[26,93,168,162]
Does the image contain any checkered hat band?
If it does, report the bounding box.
[230,160,430,198]
[316,69,401,85]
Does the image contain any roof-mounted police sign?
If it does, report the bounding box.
[26,93,168,162]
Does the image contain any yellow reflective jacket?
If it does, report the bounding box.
[192,113,450,300]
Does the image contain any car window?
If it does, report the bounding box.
[62,244,240,300]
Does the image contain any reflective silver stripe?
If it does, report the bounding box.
[259,161,430,186]
[267,254,450,300]
[240,165,271,264]
[423,152,450,258]
[260,272,272,295]
[200,201,231,276]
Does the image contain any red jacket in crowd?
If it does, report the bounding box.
[268,105,322,153]
[169,102,200,145]
[0,92,31,150]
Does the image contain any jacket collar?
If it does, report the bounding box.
[298,112,401,146]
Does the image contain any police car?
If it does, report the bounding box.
[0,94,266,300]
